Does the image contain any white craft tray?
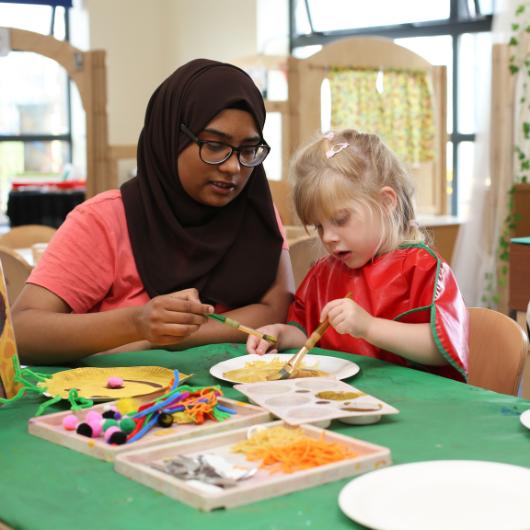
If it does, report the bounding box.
[28,397,271,462]
[114,420,392,511]
[234,377,399,426]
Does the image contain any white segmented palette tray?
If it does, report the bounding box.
[234,377,399,426]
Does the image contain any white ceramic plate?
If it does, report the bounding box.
[339,460,530,530]
[520,409,530,429]
[209,353,360,384]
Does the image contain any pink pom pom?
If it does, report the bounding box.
[62,414,79,431]
[106,376,124,389]
[88,420,103,438]
[85,410,103,423]
[104,426,120,442]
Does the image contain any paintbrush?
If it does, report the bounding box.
[268,292,352,381]
[267,319,330,381]
[207,313,278,345]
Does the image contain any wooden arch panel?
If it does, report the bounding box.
[6,27,110,198]
[287,36,448,215]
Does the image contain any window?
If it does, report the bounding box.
[289,0,493,215]
[0,1,72,214]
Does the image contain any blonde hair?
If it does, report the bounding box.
[291,129,425,255]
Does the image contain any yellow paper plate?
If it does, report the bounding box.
[40,366,190,401]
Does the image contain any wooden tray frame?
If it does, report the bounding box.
[114,420,392,511]
[28,397,271,462]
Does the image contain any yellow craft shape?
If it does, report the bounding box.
[41,366,190,400]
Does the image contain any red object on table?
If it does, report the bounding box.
[11,180,86,191]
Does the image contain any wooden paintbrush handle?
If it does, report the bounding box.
[238,324,278,344]
[304,292,351,349]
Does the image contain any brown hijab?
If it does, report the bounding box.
[121,59,283,307]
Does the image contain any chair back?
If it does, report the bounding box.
[467,307,528,395]
[0,224,56,248]
[0,246,32,306]
[289,235,327,288]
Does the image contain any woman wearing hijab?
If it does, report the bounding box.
[13,59,293,364]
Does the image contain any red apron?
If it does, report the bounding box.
[288,243,468,381]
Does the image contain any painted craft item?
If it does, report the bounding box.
[223,357,330,383]
[210,353,360,384]
[41,366,187,401]
[0,261,23,399]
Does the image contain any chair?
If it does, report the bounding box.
[0,224,56,248]
[0,246,33,306]
[289,235,327,288]
[467,307,528,396]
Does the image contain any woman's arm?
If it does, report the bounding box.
[12,285,212,365]
[173,249,295,348]
[321,298,445,366]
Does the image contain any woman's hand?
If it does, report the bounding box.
[246,323,307,355]
[134,288,213,345]
[320,297,373,338]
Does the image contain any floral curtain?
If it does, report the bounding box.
[329,67,435,164]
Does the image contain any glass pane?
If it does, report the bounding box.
[457,141,475,218]
[0,4,53,35]
[477,0,493,15]
[0,51,69,135]
[446,141,453,207]
[395,35,453,134]
[263,112,282,181]
[458,32,491,134]
[294,0,312,35]
[0,140,69,211]
[321,78,331,133]
[306,0,449,32]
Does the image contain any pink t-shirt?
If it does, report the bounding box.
[28,189,288,314]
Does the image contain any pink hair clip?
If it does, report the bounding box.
[326,142,349,159]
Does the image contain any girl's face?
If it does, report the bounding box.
[315,203,383,269]
[177,108,261,207]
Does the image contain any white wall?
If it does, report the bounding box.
[84,0,259,147]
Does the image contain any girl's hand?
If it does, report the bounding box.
[320,297,373,338]
[246,324,284,355]
[135,288,213,345]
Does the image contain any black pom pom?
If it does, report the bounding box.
[102,410,116,419]
[108,430,127,445]
[157,413,174,428]
[76,422,93,437]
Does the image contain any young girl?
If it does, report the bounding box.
[247,129,468,381]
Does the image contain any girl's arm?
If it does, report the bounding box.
[12,285,213,365]
[173,249,295,348]
[321,298,445,366]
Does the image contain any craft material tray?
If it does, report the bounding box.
[234,377,399,426]
[28,397,271,462]
[114,420,392,511]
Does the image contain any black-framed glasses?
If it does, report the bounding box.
[180,123,270,168]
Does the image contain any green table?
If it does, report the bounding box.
[2,344,530,530]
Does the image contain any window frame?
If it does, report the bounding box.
[289,0,493,215]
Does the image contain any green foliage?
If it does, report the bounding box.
[483,2,530,308]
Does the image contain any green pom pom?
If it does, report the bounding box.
[119,417,136,434]
[102,419,118,431]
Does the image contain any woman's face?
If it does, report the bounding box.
[177,108,261,207]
